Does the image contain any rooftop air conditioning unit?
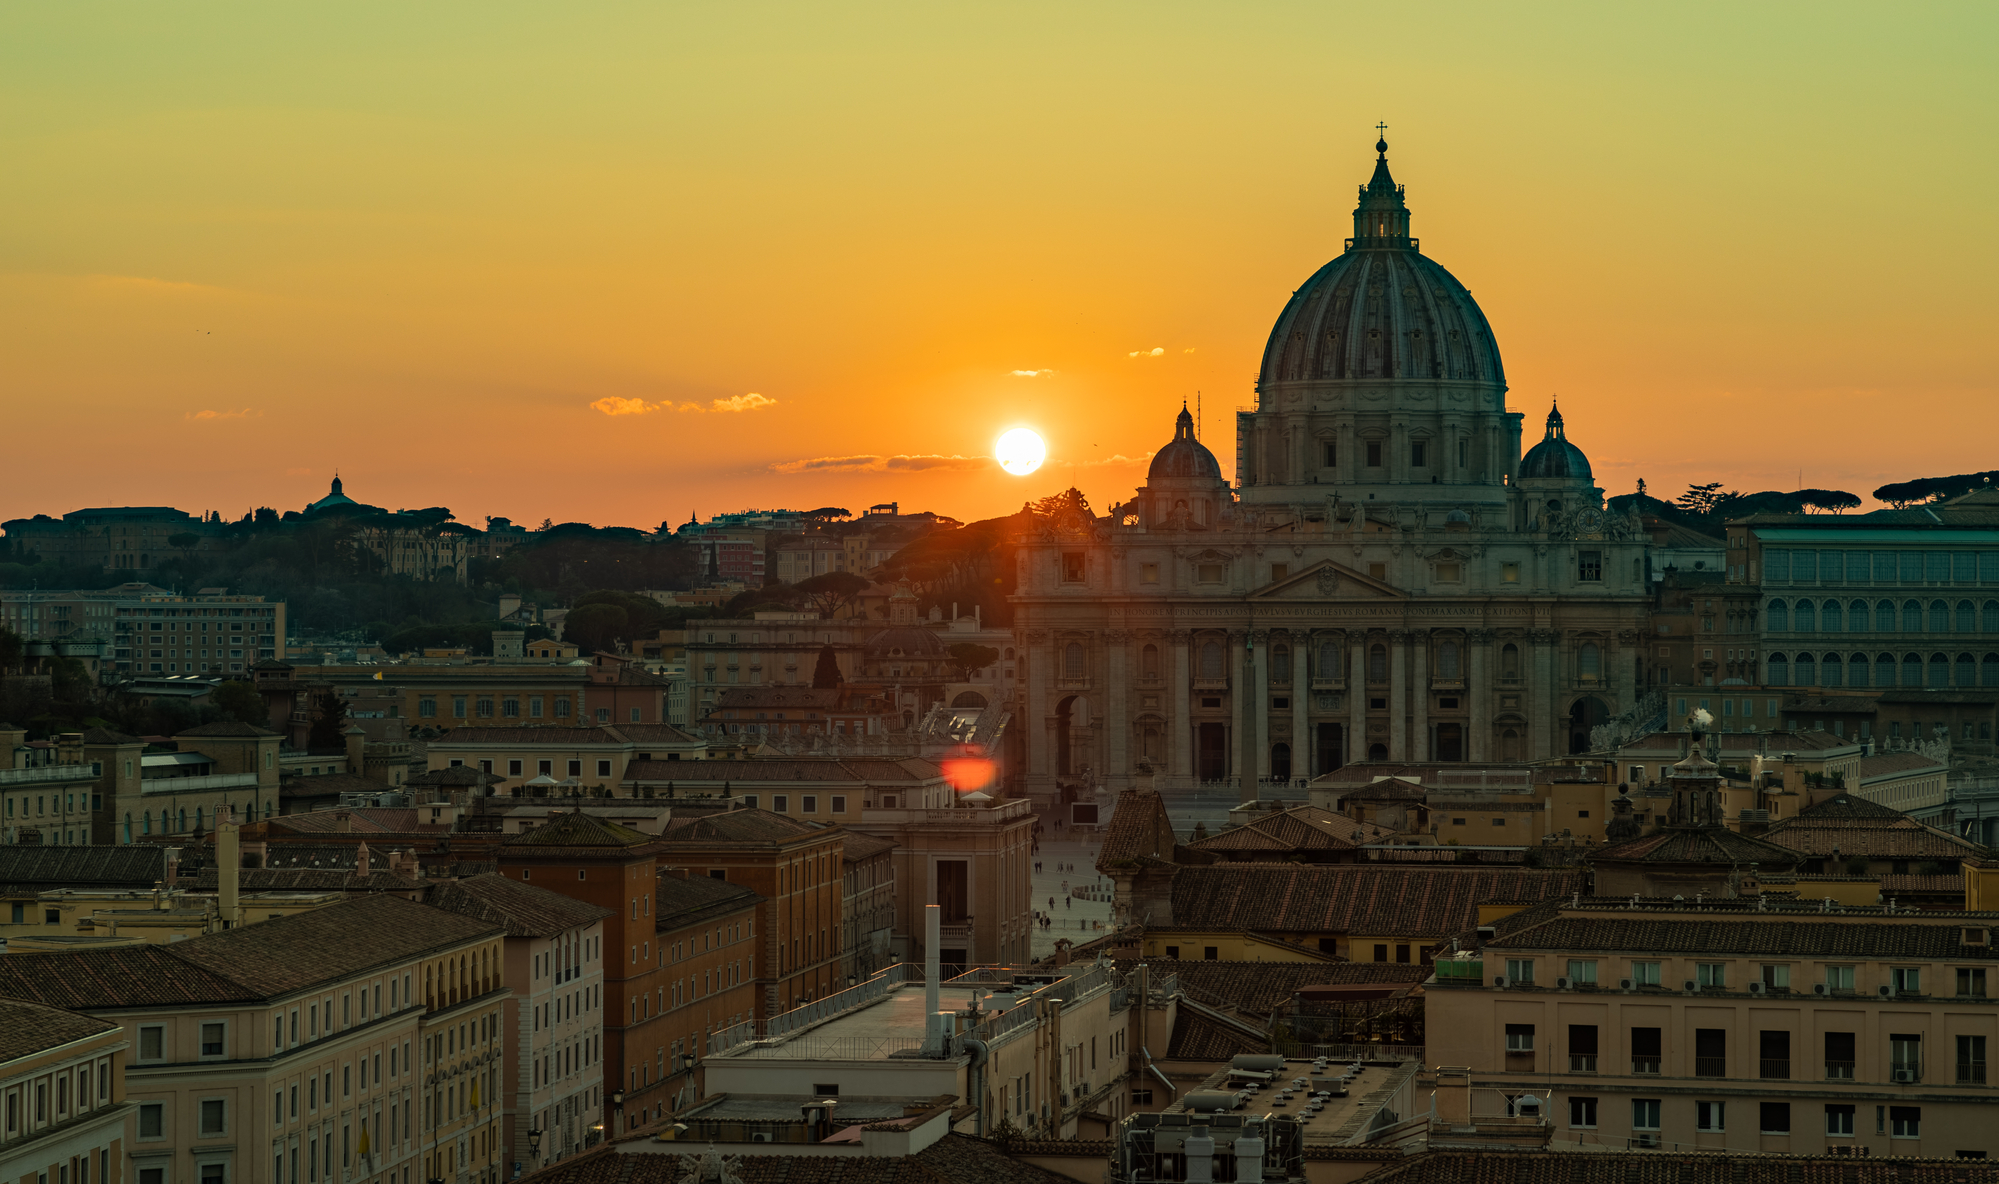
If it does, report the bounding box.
[751,1133,773,1143]
[1618,979,1635,991]
[1490,975,1508,990]
[1879,985,1895,998]
[1748,982,1766,995]
[1813,983,1829,996]
[1892,1069,1918,1084]
[1555,977,1573,990]
[1683,980,1698,993]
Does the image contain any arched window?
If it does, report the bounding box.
[1878,653,1898,687]
[1578,642,1601,678]
[1500,643,1520,678]
[1319,640,1341,678]
[122,814,132,844]
[1004,647,1015,660]
[1904,600,1924,632]
[1985,654,1999,687]
[1140,644,1160,679]
[1959,601,1977,633]
[1439,640,1461,679]
[1821,653,1842,687]
[1272,645,1291,682]
[1795,600,1816,632]
[1931,600,1950,633]
[1200,641,1222,679]
[176,809,186,832]
[1959,652,1977,687]
[1821,600,1842,633]
[1928,652,1949,687]
[1878,599,1898,632]
[1064,642,1084,677]
[1987,602,1999,633]
[1904,652,1924,686]
[1767,653,1789,685]
[1369,644,1388,682]
[1795,652,1816,685]
[1848,652,1869,687]
[1849,599,1870,631]
[1767,599,1789,632]
[141,812,150,836]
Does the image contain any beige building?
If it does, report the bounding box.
[0,585,282,679]
[426,724,706,794]
[0,894,509,1184]
[0,999,129,1184]
[1430,896,1999,1157]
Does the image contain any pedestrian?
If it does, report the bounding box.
[1049,896,1055,910]
[1066,896,1072,909]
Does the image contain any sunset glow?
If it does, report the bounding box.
[995,429,1047,477]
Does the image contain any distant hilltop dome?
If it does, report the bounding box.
[1256,135,1505,399]
[306,475,359,513]
[1148,405,1223,481]
[1518,404,1593,480]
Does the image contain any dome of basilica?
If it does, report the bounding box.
[1256,139,1505,392]
[1518,404,1593,480]
[1148,405,1223,481]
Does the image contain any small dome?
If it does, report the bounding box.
[1518,404,1592,480]
[865,626,944,658]
[1444,508,1471,524]
[1148,406,1223,480]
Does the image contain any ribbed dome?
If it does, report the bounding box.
[1518,404,1593,480]
[1257,142,1504,391]
[1148,406,1223,481]
[865,627,945,658]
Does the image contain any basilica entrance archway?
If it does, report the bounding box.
[1568,696,1611,754]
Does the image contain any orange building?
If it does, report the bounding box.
[647,872,762,1125]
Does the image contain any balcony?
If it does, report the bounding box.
[1630,1058,1661,1075]
[1694,1058,1727,1078]
[1824,1060,1855,1081]
[1568,1055,1597,1073]
[1957,1061,1987,1085]
[1192,676,1229,691]
[1759,1059,1790,1080]
[1310,676,1343,689]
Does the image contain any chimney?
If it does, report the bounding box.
[333,811,352,833]
[164,848,182,887]
[923,904,942,1052]
[355,842,372,878]
[344,725,366,776]
[217,805,241,929]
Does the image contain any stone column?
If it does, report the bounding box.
[1170,631,1192,779]
[1616,628,1639,714]
[1389,630,1409,761]
[1411,630,1429,762]
[1230,630,1249,787]
[1531,629,1556,760]
[1349,635,1367,765]
[1468,629,1492,762]
[1250,630,1270,795]
[1024,629,1052,791]
[1291,632,1310,782]
[1106,630,1129,785]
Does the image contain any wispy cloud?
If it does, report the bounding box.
[185,408,258,421]
[589,392,777,416]
[1128,346,1165,358]
[1008,369,1056,378]
[708,392,777,413]
[1183,347,1196,354]
[590,396,661,416]
[773,453,992,475]
[1073,452,1154,468]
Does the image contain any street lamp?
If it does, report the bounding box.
[526,1129,542,1159]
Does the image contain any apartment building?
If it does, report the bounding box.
[418,874,611,1176]
[0,893,508,1184]
[1430,896,1999,1158]
[0,1000,129,1184]
[0,585,283,678]
[426,725,705,792]
[292,660,670,735]
[649,873,762,1121]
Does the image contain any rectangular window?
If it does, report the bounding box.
[1891,1033,1922,1082]
[1630,961,1661,986]
[1696,962,1726,988]
[1696,1101,1725,1132]
[1504,1024,1535,1052]
[1323,442,1337,468]
[1577,550,1603,581]
[1567,1096,1597,1128]
[1957,1035,1987,1084]
[830,795,847,814]
[1694,1028,1726,1077]
[139,1025,164,1061]
[1568,1024,1598,1072]
[452,696,467,718]
[1759,1101,1790,1134]
[1890,1106,1921,1138]
[773,795,788,813]
[1631,1099,1660,1131]
[200,1022,224,1057]
[1959,967,1987,996]
[199,1098,225,1135]
[1760,964,1790,990]
[596,759,612,777]
[1501,561,1520,583]
[1365,440,1383,467]
[802,795,818,813]
[1826,1104,1856,1137]
[1631,1026,1662,1074]
[1891,967,1921,993]
[139,1103,164,1138]
[418,698,436,718]
[1410,441,1427,467]
[1565,959,1598,985]
[1140,562,1159,584]
[507,759,523,777]
[1825,965,1856,992]
[1505,958,1535,983]
[1061,552,1086,582]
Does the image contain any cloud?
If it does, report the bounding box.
[773,453,992,475]
[707,394,775,412]
[185,408,258,420]
[1128,347,1165,358]
[1076,452,1154,468]
[1183,347,1196,354]
[1008,369,1056,378]
[590,396,660,416]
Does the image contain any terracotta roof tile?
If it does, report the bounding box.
[624,759,942,784]
[176,721,278,737]
[842,833,897,862]
[0,845,167,889]
[1120,958,1426,1017]
[505,811,655,848]
[0,999,120,1062]
[1487,913,1999,961]
[423,872,616,937]
[1185,806,1376,854]
[1167,1009,1265,1060]
[654,874,763,930]
[659,808,828,844]
[1170,865,1583,939]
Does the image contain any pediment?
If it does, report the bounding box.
[1250,558,1407,600]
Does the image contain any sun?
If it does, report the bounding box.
[995,428,1046,476]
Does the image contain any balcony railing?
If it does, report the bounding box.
[1957,1061,1987,1085]
[1310,677,1344,689]
[1569,1055,1597,1073]
[1192,676,1229,691]
[1631,1058,1661,1075]
[1824,1060,1855,1080]
[1694,1058,1727,1078]
[1759,1059,1790,1080]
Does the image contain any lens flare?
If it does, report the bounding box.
[995,428,1045,476]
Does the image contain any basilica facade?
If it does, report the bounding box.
[1012,139,1654,806]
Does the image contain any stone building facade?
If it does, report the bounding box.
[1011,140,1652,806]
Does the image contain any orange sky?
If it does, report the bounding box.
[1,2,1994,531]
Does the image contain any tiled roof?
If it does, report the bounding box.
[1098,790,1209,871]
[1335,778,1427,802]
[654,874,763,930]
[268,809,421,834]
[605,723,706,745]
[1590,825,1802,867]
[1352,1149,1998,1184]
[80,726,144,745]
[1120,958,1428,1017]
[513,1134,1068,1184]
[842,833,897,862]
[504,811,654,848]
[0,845,166,888]
[165,894,502,996]
[1167,1009,1266,1060]
[1763,799,1978,860]
[1170,865,1584,938]
[659,809,827,844]
[623,758,942,784]
[423,872,615,937]
[1185,806,1378,854]
[1881,874,1964,894]
[437,727,621,745]
[177,721,278,737]
[405,766,508,787]
[192,867,424,894]
[0,945,260,1009]
[1858,750,1949,778]
[0,1000,120,1063]
[278,774,396,801]
[1794,793,1906,820]
[1487,912,1999,960]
